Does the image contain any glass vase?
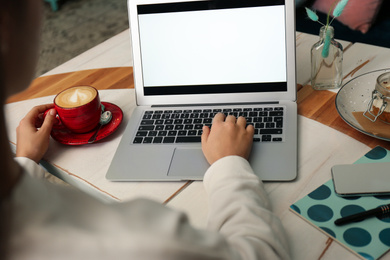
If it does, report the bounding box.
[311,26,343,90]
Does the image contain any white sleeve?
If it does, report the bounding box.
[14,157,46,178]
[203,156,290,260]
[10,156,290,260]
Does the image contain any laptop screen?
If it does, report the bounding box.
[136,0,287,96]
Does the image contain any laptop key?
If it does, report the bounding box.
[153,137,163,143]
[141,120,154,125]
[136,131,148,137]
[262,135,272,142]
[139,125,154,131]
[133,137,143,143]
[178,130,187,136]
[176,136,201,143]
[239,112,248,117]
[148,131,157,137]
[189,113,198,119]
[143,137,153,143]
[260,129,283,135]
[188,130,197,136]
[168,130,177,136]
[255,123,265,129]
[163,137,175,143]
[270,111,283,116]
[171,114,181,119]
[158,131,167,136]
[266,122,275,128]
[259,112,268,116]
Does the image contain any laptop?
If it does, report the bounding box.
[106,0,298,181]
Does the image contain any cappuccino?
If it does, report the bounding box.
[55,86,97,108]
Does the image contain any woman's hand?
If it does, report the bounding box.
[201,113,254,165]
[16,104,57,163]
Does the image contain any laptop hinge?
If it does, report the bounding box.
[151,102,280,108]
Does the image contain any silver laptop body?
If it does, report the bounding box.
[106,0,298,181]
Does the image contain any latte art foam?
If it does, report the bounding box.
[55,86,97,108]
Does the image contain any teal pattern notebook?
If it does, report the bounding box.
[290,146,390,260]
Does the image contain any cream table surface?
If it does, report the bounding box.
[5,30,390,259]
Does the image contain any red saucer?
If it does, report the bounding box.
[50,102,123,145]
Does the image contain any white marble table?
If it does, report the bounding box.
[5,30,390,259]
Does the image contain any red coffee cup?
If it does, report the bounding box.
[46,86,102,133]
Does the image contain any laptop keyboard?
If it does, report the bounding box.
[133,106,285,144]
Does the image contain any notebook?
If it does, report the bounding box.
[290,146,390,260]
[106,0,298,181]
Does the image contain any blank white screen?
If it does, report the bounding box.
[138,5,287,87]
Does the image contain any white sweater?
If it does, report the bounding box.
[9,156,290,260]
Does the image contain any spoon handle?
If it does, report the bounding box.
[88,124,103,144]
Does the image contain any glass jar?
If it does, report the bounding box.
[364,72,390,123]
[311,26,343,90]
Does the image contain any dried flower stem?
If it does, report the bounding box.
[305,0,349,58]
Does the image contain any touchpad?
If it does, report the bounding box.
[168,147,210,178]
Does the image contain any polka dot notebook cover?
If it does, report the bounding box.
[290,146,390,260]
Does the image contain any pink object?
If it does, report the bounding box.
[312,0,383,34]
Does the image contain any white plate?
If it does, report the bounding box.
[335,68,390,141]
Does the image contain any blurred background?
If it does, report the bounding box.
[37,0,129,77]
